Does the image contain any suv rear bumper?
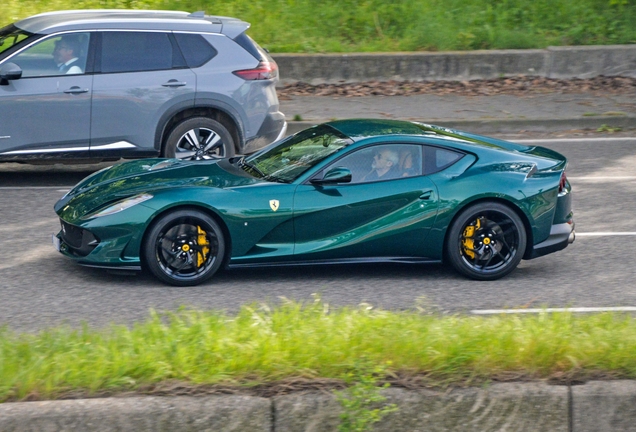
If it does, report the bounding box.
[243,111,287,154]
[528,220,575,259]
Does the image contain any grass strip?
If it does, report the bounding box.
[2,298,636,402]
[2,0,636,52]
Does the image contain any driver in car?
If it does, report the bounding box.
[363,148,401,181]
[53,35,82,74]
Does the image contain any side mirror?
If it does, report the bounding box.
[0,62,22,84]
[310,166,352,185]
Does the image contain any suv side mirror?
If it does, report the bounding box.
[0,62,22,84]
[310,166,352,185]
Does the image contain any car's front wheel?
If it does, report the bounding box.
[446,202,527,281]
[163,117,235,160]
[142,209,225,286]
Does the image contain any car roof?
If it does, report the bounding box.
[326,119,430,139]
[326,119,531,153]
[14,10,249,38]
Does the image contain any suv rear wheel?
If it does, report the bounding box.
[163,117,235,160]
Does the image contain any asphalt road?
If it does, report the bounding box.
[0,136,635,333]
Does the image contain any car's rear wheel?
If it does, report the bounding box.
[143,209,225,286]
[446,202,526,281]
[163,117,235,160]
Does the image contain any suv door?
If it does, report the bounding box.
[0,32,92,160]
[90,31,196,159]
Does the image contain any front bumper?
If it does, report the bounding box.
[52,207,153,269]
[528,220,575,259]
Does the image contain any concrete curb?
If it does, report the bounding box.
[273,45,636,85]
[2,381,636,431]
[286,116,636,136]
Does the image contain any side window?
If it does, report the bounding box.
[423,146,464,175]
[330,144,423,184]
[10,33,90,78]
[174,33,217,68]
[100,32,173,73]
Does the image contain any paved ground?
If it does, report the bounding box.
[281,93,636,128]
[1,138,635,333]
[0,90,635,333]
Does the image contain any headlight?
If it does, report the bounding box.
[83,194,153,219]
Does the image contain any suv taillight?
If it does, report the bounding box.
[558,171,568,194]
[233,61,278,80]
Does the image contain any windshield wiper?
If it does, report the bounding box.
[237,157,290,183]
[238,157,266,178]
[263,174,288,184]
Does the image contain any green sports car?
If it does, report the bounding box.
[53,119,574,286]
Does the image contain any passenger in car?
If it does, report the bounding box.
[362,149,401,181]
[399,148,420,177]
[53,35,83,74]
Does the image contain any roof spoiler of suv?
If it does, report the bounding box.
[221,19,251,39]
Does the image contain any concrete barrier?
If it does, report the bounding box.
[272,45,636,85]
[274,384,568,432]
[0,395,271,432]
[573,380,636,432]
[4,381,636,431]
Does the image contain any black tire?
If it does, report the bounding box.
[163,117,235,160]
[446,202,527,281]
[143,209,225,286]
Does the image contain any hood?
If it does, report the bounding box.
[54,158,257,219]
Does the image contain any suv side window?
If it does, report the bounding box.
[174,33,217,68]
[99,32,174,73]
[10,32,90,78]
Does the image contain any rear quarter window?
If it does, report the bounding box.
[233,33,264,60]
[174,33,217,68]
[423,147,464,175]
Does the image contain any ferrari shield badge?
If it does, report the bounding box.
[269,199,280,212]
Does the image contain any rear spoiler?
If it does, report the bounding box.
[522,146,567,172]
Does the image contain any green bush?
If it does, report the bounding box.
[2,298,636,402]
[2,0,636,52]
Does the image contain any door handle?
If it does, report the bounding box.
[419,190,433,200]
[63,86,89,94]
[162,80,187,87]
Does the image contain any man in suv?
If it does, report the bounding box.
[0,10,287,162]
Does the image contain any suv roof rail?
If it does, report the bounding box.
[188,11,206,18]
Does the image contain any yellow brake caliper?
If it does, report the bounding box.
[462,218,481,259]
[196,226,210,268]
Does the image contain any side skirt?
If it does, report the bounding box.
[228,256,441,269]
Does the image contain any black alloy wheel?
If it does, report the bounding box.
[446,202,527,281]
[143,209,225,286]
[164,117,235,160]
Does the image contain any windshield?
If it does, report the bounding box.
[242,125,352,183]
[0,24,34,55]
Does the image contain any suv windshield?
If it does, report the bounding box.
[242,125,352,183]
[0,25,34,55]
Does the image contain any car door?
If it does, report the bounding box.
[0,32,92,160]
[292,143,440,261]
[90,31,195,159]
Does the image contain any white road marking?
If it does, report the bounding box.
[471,306,636,315]
[577,232,636,237]
[569,176,636,181]
[516,137,636,144]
